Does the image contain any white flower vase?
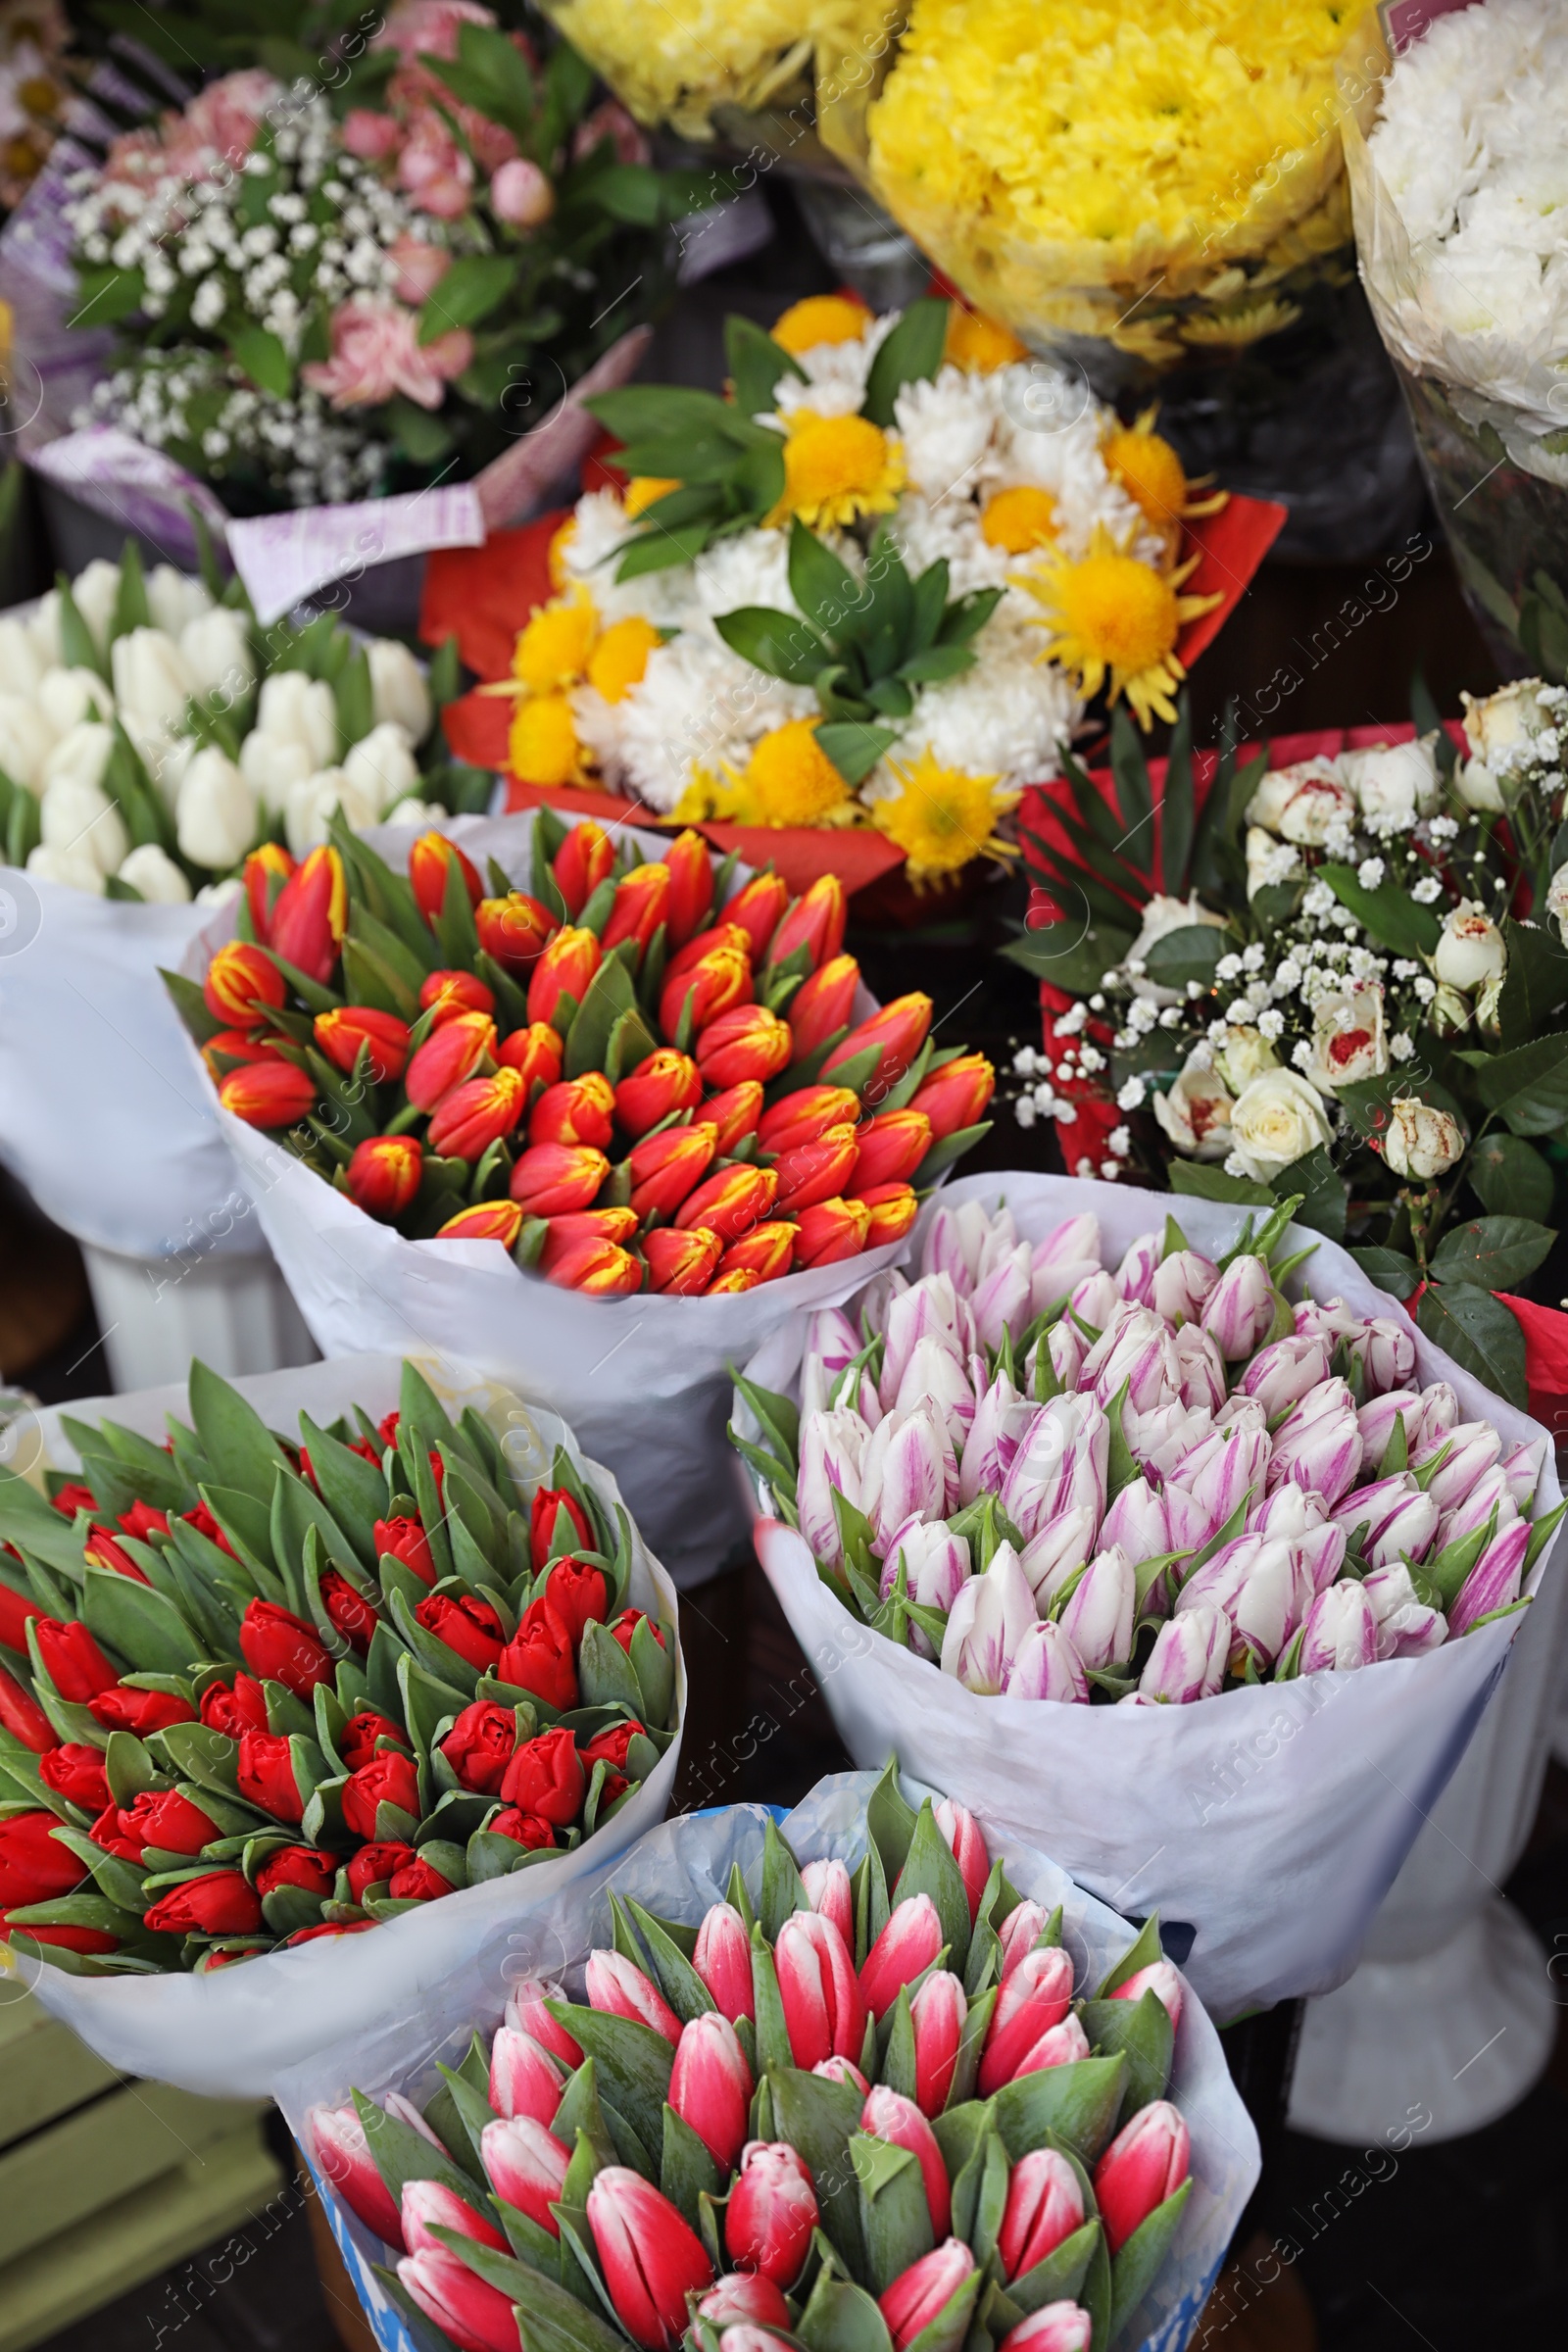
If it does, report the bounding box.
[1287,1463,1568,2143]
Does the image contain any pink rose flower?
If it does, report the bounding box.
[572,101,651,168]
[374,0,493,64]
[344,110,401,161]
[397,110,473,220]
[490,158,555,227]
[303,300,472,411]
[388,233,452,305]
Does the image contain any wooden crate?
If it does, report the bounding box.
[0,1987,283,2352]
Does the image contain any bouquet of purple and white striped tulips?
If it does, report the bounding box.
[732,1195,1562,1709]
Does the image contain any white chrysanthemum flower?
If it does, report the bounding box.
[893,367,1000,504]
[867,610,1079,793]
[771,310,900,420]
[581,631,814,812]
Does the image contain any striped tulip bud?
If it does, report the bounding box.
[856,1182,918,1248]
[707,1268,760,1294]
[824,994,934,1097]
[704,1080,764,1154]
[437,1200,525,1247]
[586,2168,713,2350]
[775,1909,866,2069]
[614,1047,702,1137]
[718,1222,796,1284]
[860,1893,944,2019]
[315,1004,411,1082]
[528,924,603,1027]
[553,819,614,915]
[759,1085,860,1155]
[219,1060,316,1128]
[546,1238,643,1295]
[664,828,714,946]
[346,1134,421,1218]
[408,829,482,923]
[674,1161,778,1242]
[666,922,755,983]
[586,1948,681,2043]
[934,1798,989,1921]
[723,869,790,959]
[1108,1960,1184,2032]
[911,1053,995,1140]
[204,940,286,1028]
[800,1857,855,1944]
[725,2141,818,2288]
[880,2243,976,2352]
[602,861,670,954]
[774,1123,860,1212]
[243,841,293,942]
[529,1071,615,1150]
[768,873,847,972]
[401,2179,509,2259]
[669,2010,754,2169]
[497,1019,564,1093]
[861,2084,952,2238]
[788,955,859,1060]
[909,1970,968,2119]
[427,1068,525,1159]
[698,2276,791,2330]
[998,2149,1086,2280]
[406,1011,497,1111]
[480,2115,569,2235]
[697,1004,792,1088]
[642,1226,721,1295]
[504,1979,582,2067]
[1093,2101,1190,2256]
[307,2103,405,2248]
[271,846,347,983]
[201,1029,283,1082]
[852,1108,931,1190]
[628,1121,717,1220]
[510,1141,611,1216]
[978,1946,1075,2096]
[476,891,559,973]
[998,2306,1092,2352]
[419,967,495,1024]
[693,1900,755,2021]
[397,2246,518,2352]
[794,1196,872,1266]
[540,1208,639,1268]
[661,944,753,1042]
[488,2024,565,2126]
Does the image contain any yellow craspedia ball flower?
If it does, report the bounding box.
[981,485,1058,554]
[742,720,854,826]
[872,747,1019,885]
[547,517,575,591]
[1103,423,1190,534]
[624,475,679,518]
[771,294,871,355]
[587,615,662,704]
[510,692,581,786]
[768,411,906,532]
[1018,525,1221,728]
[514,593,596,693]
[945,307,1028,372]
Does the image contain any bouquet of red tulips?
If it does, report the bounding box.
[167,808,994,1299]
[304,1764,1255,2352]
[0,1358,678,1981]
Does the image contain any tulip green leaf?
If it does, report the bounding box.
[797,2269,896,2352]
[945,1983,998,2112]
[578,1620,644,1715]
[760,1814,810,1939]
[200,1484,283,1595]
[553,2061,617,2180]
[0,1474,96,1578]
[865,1757,920,1887]
[186,1362,294,1508]
[1082,1989,1175,2121]
[750,1923,795,2076]
[661,2100,720,2228]
[851,2128,934,2295]
[1097,1916,1165,1998]
[298,1416,389,1561]
[390,1585,481,1696]
[1108,2178,1193,2341]
[992,2054,1127,2170]
[429,2057,506,2185]
[893,1800,971,1974]
[622,1895,714,2023]
[82,1563,208,1678]
[952,2118,1009,2272]
[103,1729,165,1808]
[47,1825,149,1913]
[1007,2218,1102,2316]
[546,2003,673,2157]
[495,2195,562,2281]
[769,2066,868,2283]
[628,1615,674,1731]
[352,2088,496,2219]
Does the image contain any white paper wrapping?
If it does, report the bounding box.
[734,1172,1567,2023]
[9,1350,685,2097]
[185,811,911,1588]
[279,1768,1261,2352]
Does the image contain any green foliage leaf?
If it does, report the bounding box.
[1271,1146,1347,1242]
[1001,914,1136,999]
[419,255,519,344]
[1318,862,1443,956]
[1416,1284,1528,1407]
[227,322,293,400]
[1474,1031,1568,1137]
[860,300,949,427]
[1167,1161,1274,1207]
[1467,1132,1555,1223]
[1430,1214,1555,1290]
[814,721,899,787]
[1349,1245,1422,1300]
[1142,924,1227,991]
[713,605,824,685]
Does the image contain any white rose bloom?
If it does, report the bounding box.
[0,692,59,788]
[175,747,257,872]
[1546,861,1568,939]
[1340,736,1442,834]
[367,639,431,744]
[1125,892,1229,1004]
[1278,768,1357,847]
[0,615,45,697]
[40,772,129,875]
[1246,758,1341,832]
[241,728,315,814]
[70,560,123,651]
[1152,1054,1235,1161]
[41,720,115,795]
[147,564,214,637]
[25,590,63,668]
[1213,1026,1280,1096]
[27,840,105,894]
[111,627,194,735]
[256,669,339,770]
[1433,899,1507,991]
[1385,1097,1464,1181]
[118,842,192,904]
[1246,824,1302,899]
[1461,679,1554,768]
[1456,752,1507,814]
[342,720,418,812]
[180,608,255,700]
[38,666,115,735]
[1305,984,1389,1093]
[1229,1067,1334,1181]
[284,766,379,858]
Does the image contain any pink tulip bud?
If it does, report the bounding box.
[800,1856,856,1947]
[1413,1422,1502,1515]
[1002,1395,1107,1545]
[1101,1476,1171,1562]
[859,1892,945,2019]
[861,2083,953,2237]
[698,2275,792,2329]
[1175,1420,1271,1531]
[997,2147,1086,2278]
[1108,1960,1184,2032]
[813,2054,869,2089]
[1151,1250,1219,1327]
[1173,1319,1225,1415]
[862,1403,957,1552]
[1200,1254,1275,1359]
[1016,2014,1092,2082]
[1004,1618,1089,1704]
[586,2166,714,2347]
[1449,1515,1532,1636]
[932,1798,989,1921]
[488,2025,565,2126]
[1361,1563,1448,1659]
[943,1543,1039,1693]
[774,1908,867,2069]
[797,1404,873,1570]
[908,1970,967,2118]
[1238,1332,1332,1418]
[1083,1307,1184,1417]
[670,2010,754,2169]
[892,1341,978,1454]
[1113,1230,1161,1305]
[307,2101,406,2248]
[1297,1582,1378,1673]
[723,2140,818,2286]
[997,1901,1051,1978]
[880,1278,974,1408]
[1412,1381,1459,1444]
[1043,1316,1087,1390]
[999,2306,1093,2352]
[504,1977,583,2068]
[978,1944,1074,2095]
[1058,1544,1136,1671]
[585,1948,681,2045]
[480,2114,569,2233]
[1137,1602,1229,1704]
[1069,1268,1122,1330]
[1093,2099,1190,2255]
[960,1367,1031,1506]
[398,2244,520,2352]
[879,2239,976,2352]
[401,2178,509,2258]
[694,1901,756,2023]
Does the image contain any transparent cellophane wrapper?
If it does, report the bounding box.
[281,1769,1260,2352]
[7,1351,685,2098]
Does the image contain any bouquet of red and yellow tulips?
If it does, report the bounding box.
[0,1361,676,1975]
[310,1766,1213,2352]
[167,811,994,1298]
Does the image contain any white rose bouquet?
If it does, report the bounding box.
[1004,681,1568,1408]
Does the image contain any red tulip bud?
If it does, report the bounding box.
[34,1617,120,1702]
[83,1525,150,1583]
[374,1515,437,1586]
[540,1556,608,1648]
[667,921,752,983]
[774,1907,866,2069]
[669,2009,754,2168]
[860,1892,945,2020]
[796,1857,853,1945]
[703,1079,764,1154]
[489,2023,566,2125]
[144,1868,264,1937]
[505,1977,583,2068]
[491,1807,559,1857]
[722,869,791,959]
[852,1107,931,1190]
[440,1700,517,1795]
[435,1200,525,1248]
[880,2241,976,2352]
[338,1709,409,1772]
[788,955,859,1060]
[758,1084,859,1153]
[480,2114,569,2234]
[998,2306,1093,2352]
[405,1010,497,1111]
[1108,1960,1184,2033]
[911,1053,995,1140]
[319,1569,378,1653]
[532,1485,592,1556]
[586,2167,713,2350]
[824,993,934,1099]
[855,1183,918,1248]
[628,1121,717,1220]
[202,1027,284,1082]
[0,1810,90,1906]
[1092,2100,1190,2256]
[0,1662,53,1753]
[346,1135,422,1218]
[773,1122,859,1212]
[243,842,293,944]
[476,891,560,973]
[255,1845,336,1899]
[768,873,847,973]
[861,2083,952,2237]
[673,1161,778,1243]
[497,1019,565,1092]
[539,1208,640,1270]
[408,830,482,923]
[239,1598,334,1698]
[427,1067,526,1160]
[270,845,347,983]
[642,1226,722,1295]
[204,940,286,1029]
[235,1729,307,1823]
[347,1841,416,1902]
[910,1971,968,2119]
[664,829,714,947]
[89,1684,196,1735]
[698,2275,792,2330]
[933,1797,989,1922]
[416,1591,505,1673]
[660,943,752,1043]
[585,1946,680,2043]
[717,1223,795,1284]
[793,1196,873,1269]
[692,1900,755,2022]
[497,1601,578,1710]
[510,1141,611,1217]
[706,1268,759,1295]
[315,1004,411,1082]
[724,2139,818,2288]
[696,1004,792,1088]
[602,861,670,955]
[997,1901,1051,1978]
[978,1945,1075,2096]
[553,818,614,915]
[308,2101,406,2248]
[397,2244,519,2352]
[998,2148,1086,2279]
[219,1060,317,1129]
[500,1726,584,1825]
[529,1071,615,1150]
[613,1047,701,1138]
[527,924,603,1027]
[342,1748,422,1840]
[420,968,495,1024]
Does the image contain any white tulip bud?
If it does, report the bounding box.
[368,638,432,743]
[284,766,379,858]
[40,772,128,875]
[0,615,44,696]
[69,560,123,650]
[146,564,214,637]
[27,840,105,894]
[38,666,115,736]
[342,720,419,812]
[24,590,63,669]
[111,627,194,734]
[255,669,338,770]
[175,746,257,872]
[0,692,59,788]
[118,842,192,903]
[41,720,115,794]
[180,608,255,700]
[240,728,314,814]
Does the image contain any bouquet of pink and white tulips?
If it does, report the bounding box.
[305,1764,1251,2352]
[733,1194,1562,1707]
